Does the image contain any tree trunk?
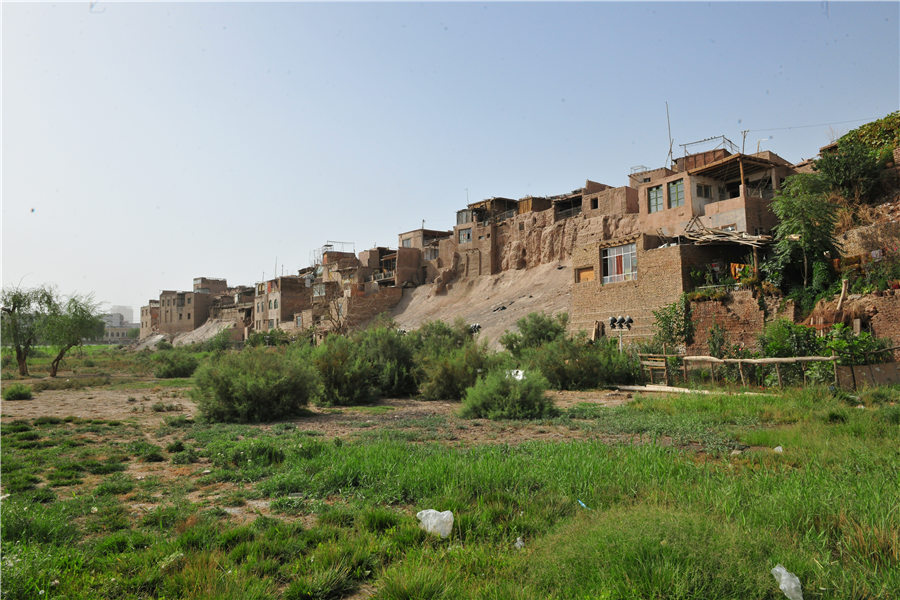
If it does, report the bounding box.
[49,345,73,378]
[16,350,29,376]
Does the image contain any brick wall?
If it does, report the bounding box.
[570,240,713,341]
[866,290,900,349]
[686,290,797,355]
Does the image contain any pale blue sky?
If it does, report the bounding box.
[3,1,898,316]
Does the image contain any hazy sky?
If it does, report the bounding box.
[3,1,898,316]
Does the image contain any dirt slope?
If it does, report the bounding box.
[389,261,573,347]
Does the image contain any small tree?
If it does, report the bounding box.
[815,139,883,203]
[770,174,840,287]
[1,286,55,376]
[44,295,105,377]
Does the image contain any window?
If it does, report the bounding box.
[187,313,190,319]
[696,183,712,198]
[268,300,273,309]
[575,267,595,283]
[668,180,684,208]
[268,319,274,330]
[591,197,598,210]
[313,283,325,297]
[187,297,191,304]
[424,247,439,261]
[722,224,737,232]
[648,186,663,213]
[402,238,412,248]
[458,228,472,244]
[296,315,303,327]
[274,299,278,309]
[602,243,637,284]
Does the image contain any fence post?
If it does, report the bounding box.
[831,350,840,388]
[775,363,783,388]
[738,360,746,386]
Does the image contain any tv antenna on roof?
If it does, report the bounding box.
[666,101,674,169]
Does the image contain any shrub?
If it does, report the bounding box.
[156,340,174,351]
[460,370,555,420]
[409,318,475,357]
[523,337,639,390]
[2,383,33,401]
[193,346,320,422]
[153,350,199,378]
[354,326,417,398]
[499,312,568,359]
[652,294,693,349]
[313,334,379,405]
[815,139,884,203]
[759,319,822,358]
[418,342,493,401]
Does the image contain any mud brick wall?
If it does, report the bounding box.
[686,290,796,355]
[570,243,709,342]
[345,287,404,329]
[868,290,900,351]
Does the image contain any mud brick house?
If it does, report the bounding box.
[139,300,159,339]
[398,228,452,283]
[157,277,228,337]
[567,143,794,342]
[253,275,313,331]
[633,149,795,236]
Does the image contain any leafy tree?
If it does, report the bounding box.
[815,139,883,203]
[1,286,55,376]
[652,294,693,348]
[499,312,569,359]
[770,174,840,287]
[44,295,105,377]
[126,327,140,339]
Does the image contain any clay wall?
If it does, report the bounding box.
[570,240,713,342]
[140,302,159,339]
[685,290,797,355]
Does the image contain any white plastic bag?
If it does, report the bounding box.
[771,564,803,600]
[416,509,454,538]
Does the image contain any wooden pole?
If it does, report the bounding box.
[801,361,807,386]
[831,350,839,388]
[682,358,688,384]
[738,360,746,386]
[775,363,783,388]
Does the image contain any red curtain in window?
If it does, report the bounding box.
[615,254,623,275]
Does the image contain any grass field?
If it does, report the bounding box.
[1,347,898,599]
[2,391,898,598]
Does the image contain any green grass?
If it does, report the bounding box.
[1,385,897,599]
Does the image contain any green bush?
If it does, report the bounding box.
[2,383,33,401]
[313,334,379,405]
[815,138,884,203]
[499,312,568,359]
[193,346,320,422]
[759,319,822,358]
[522,337,639,390]
[460,370,555,420]
[153,350,199,378]
[354,326,417,398]
[409,318,475,358]
[418,342,493,401]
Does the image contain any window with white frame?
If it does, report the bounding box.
[402,238,412,248]
[602,243,637,284]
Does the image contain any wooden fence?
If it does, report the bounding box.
[640,347,900,390]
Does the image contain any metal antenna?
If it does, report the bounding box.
[666,101,674,168]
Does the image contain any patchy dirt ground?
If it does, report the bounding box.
[1,385,632,445]
[1,384,636,527]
